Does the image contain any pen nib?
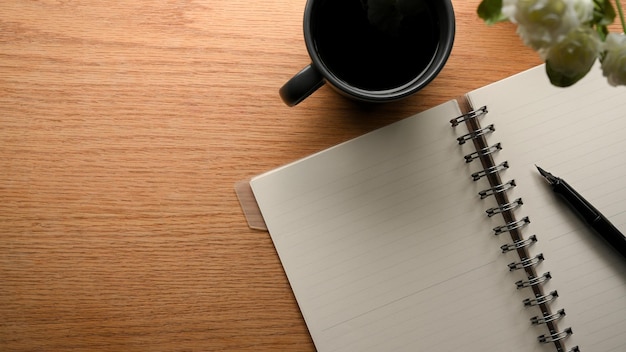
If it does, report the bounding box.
[536,165,558,185]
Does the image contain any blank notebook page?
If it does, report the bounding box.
[251,100,562,352]
[467,64,626,351]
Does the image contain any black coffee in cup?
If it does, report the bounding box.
[279,0,454,106]
[312,0,439,91]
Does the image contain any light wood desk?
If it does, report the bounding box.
[1,1,552,350]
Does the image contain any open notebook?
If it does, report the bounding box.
[238,64,626,352]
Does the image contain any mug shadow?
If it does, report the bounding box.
[328,91,431,135]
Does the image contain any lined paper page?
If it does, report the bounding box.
[468,64,626,352]
[251,101,556,352]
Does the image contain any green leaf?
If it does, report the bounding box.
[477,0,507,25]
[593,0,616,26]
[545,60,593,87]
[591,0,615,40]
[596,24,610,41]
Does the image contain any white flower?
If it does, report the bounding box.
[567,0,594,23]
[479,0,625,86]
[601,33,626,86]
[501,0,520,19]
[502,0,593,54]
[546,26,601,85]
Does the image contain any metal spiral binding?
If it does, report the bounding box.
[531,309,566,325]
[472,161,509,181]
[452,105,574,351]
[487,198,523,217]
[523,290,558,306]
[464,143,502,163]
[456,124,495,145]
[479,179,516,199]
[449,105,488,126]
[538,327,573,343]
[501,234,537,253]
[508,253,544,271]
[494,216,530,235]
[516,271,551,289]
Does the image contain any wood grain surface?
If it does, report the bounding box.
[2,0,619,351]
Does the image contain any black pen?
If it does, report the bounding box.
[536,166,626,260]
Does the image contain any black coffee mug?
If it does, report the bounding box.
[280,0,455,107]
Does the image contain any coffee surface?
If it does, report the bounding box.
[312,0,440,91]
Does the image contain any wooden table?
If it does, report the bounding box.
[2,0,588,350]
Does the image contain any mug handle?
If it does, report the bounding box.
[279,64,325,107]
